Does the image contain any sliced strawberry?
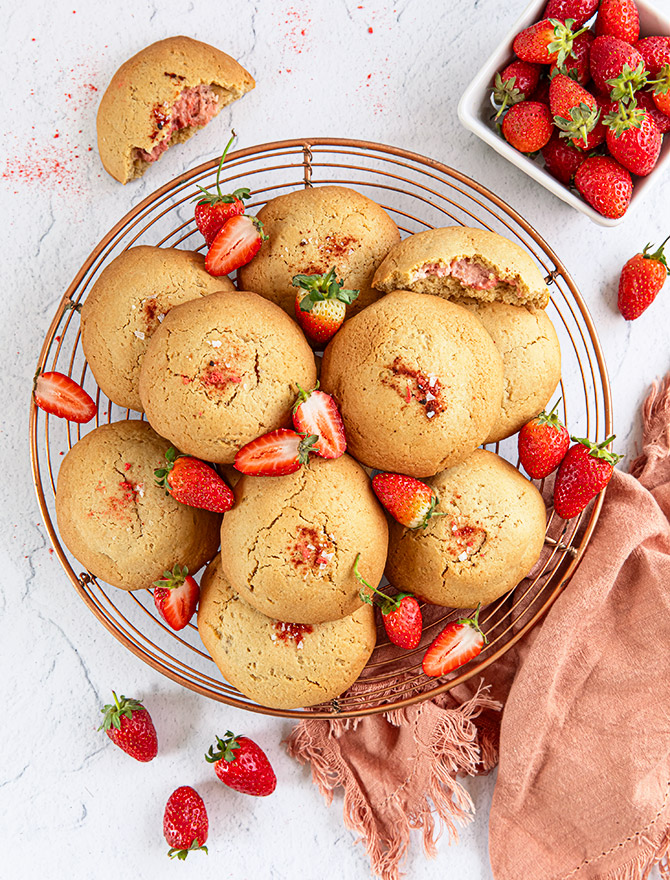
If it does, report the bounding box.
[153,564,199,630]
[422,606,486,678]
[205,214,267,277]
[372,472,444,529]
[234,429,318,476]
[34,370,96,423]
[292,385,346,459]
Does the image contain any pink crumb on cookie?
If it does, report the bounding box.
[135,85,220,163]
[382,357,445,419]
[446,520,487,561]
[270,621,314,649]
[290,526,335,576]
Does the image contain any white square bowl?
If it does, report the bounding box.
[457,0,670,227]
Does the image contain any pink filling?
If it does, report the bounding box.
[136,85,220,163]
[415,258,519,292]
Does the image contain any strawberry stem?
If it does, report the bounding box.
[643,236,670,274]
[205,731,241,764]
[456,603,488,644]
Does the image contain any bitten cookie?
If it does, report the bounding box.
[385,449,547,608]
[319,291,504,478]
[198,555,377,709]
[97,36,255,184]
[237,185,400,318]
[372,226,550,308]
[81,246,234,412]
[138,290,317,464]
[219,455,389,624]
[461,301,561,442]
[55,420,221,590]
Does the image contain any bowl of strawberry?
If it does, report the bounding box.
[458,0,670,225]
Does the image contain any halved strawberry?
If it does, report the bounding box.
[292,385,346,459]
[205,214,267,277]
[293,267,359,346]
[354,554,422,649]
[153,564,199,630]
[372,472,444,529]
[33,370,96,423]
[234,429,319,476]
[193,131,250,246]
[422,606,486,678]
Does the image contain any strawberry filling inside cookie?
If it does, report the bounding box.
[413,257,523,297]
[135,84,221,163]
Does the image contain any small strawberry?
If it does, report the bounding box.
[234,428,318,476]
[618,238,670,320]
[422,605,487,678]
[574,155,633,219]
[635,36,670,76]
[98,691,158,762]
[550,29,594,85]
[353,554,422,649]
[205,213,267,277]
[153,564,199,630]
[371,472,445,529]
[542,133,588,184]
[595,0,640,44]
[650,64,670,117]
[543,0,598,27]
[518,399,570,479]
[292,384,346,459]
[635,89,670,134]
[550,73,601,148]
[33,370,96,423]
[193,131,250,247]
[604,103,662,176]
[155,447,234,513]
[590,35,646,98]
[293,267,359,346]
[513,18,588,66]
[533,75,552,106]
[554,436,621,518]
[205,731,276,796]
[492,60,541,118]
[163,786,208,860]
[501,101,554,152]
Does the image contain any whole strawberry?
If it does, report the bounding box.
[163,786,208,860]
[501,101,554,152]
[618,238,670,320]
[590,35,646,99]
[155,447,234,513]
[553,436,622,519]
[595,0,640,45]
[372,472,444,529]
[422,605,487,678]
[550,73,601,149]
[492,60,541,118]
[550,30,594,85]
[293,267,359,346]
[543,0,598,27]
[604,103,662,177]
[513,18,588,66]
[98,691,158,762]
[206,731,277,796]
[635,36,670,76]
[193,131,250,247]
[635,89,670,134]
[354,553,422,650]
[542,134,587,184]
[518,400,570,479]
[574,155,633,219]
[153,565,200,631]
[650,65,670,117]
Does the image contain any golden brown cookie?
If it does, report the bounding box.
[81,246,233,412]
[319,291,504,478]
[461,301,561,442]
[372,226,550,308]
[138,290,317,464]
[385,449,546,609]
[198,555,377,709]
[237,185,400,318]
[219,455,388,624]
[55,420,221,590]
[97,36,255,184]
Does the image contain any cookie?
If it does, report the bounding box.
[237,185,400,318]
[198,554,377,709]
[97,36,255,184]
[81,246,233,412]
[385,449,547,609]
[55,420,221,590]
[319,291,504,478]
[138,290,317,464]
[461,301,561,442]
[219,454,388,624]
[372,226,550,308]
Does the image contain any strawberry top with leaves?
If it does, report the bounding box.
[550,29,594,85]
[155,447,234,512]
[604,103,662,177]
[293,267,359,346]
[550,73,600,148]
[422,605,487,678]
[98,691,158,762]
[590,35,646,98]
[513,18,588,66]
[205,731,277,797]
[618,237,670,320]
[292,384,346,459]
[518,399,570,479]
[354,553,422,649]
[164,786,208,861]
[33,370,96,423]
[193,131,250,247]
[553,435,622,519]
[372,472,444,529]
[492,60,541,118]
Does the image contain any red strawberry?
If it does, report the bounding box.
[193,131,250,247]
[618,238,670,320]
[550,29,594,85]
[513,18,588,66]
[554,436,621,518]
[501,101,554,152]
[155,447,234,513]
[292,385,346,459]
[206,731,276,796]
[635,36,670,76]
[590,35,646,99]
[542,133,588,183]
[650,65,670,117]
[574,155,633,219]
[33,370,96,423]
[234,428,318,476]
[550,73,601,148]
[543,0,598,27]
[604,103,662,176]
[595,0,640,44]
[163,786,208,860]
[518,399,570,479]
[293,267,359,345]
[492,60,541,118]
[205,214,267,277]
[98,691,158,762]
[636,88,670,134]
[422,606,486,678]
[153,564,199,630]
[372,472,444,529]
[354,554,422,650]
[533,76,552,105]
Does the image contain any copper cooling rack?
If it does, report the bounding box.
[30,138,613,719]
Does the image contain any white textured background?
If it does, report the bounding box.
[2,0,669,878]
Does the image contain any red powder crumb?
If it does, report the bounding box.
[283,7,310,54]
[2,136,88,194]
[271,621,313,649]
[368,26,373,33]
[290,526,335,574]
[48,548,54,555]
[124,462,131,471]
[55,335,61,342]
